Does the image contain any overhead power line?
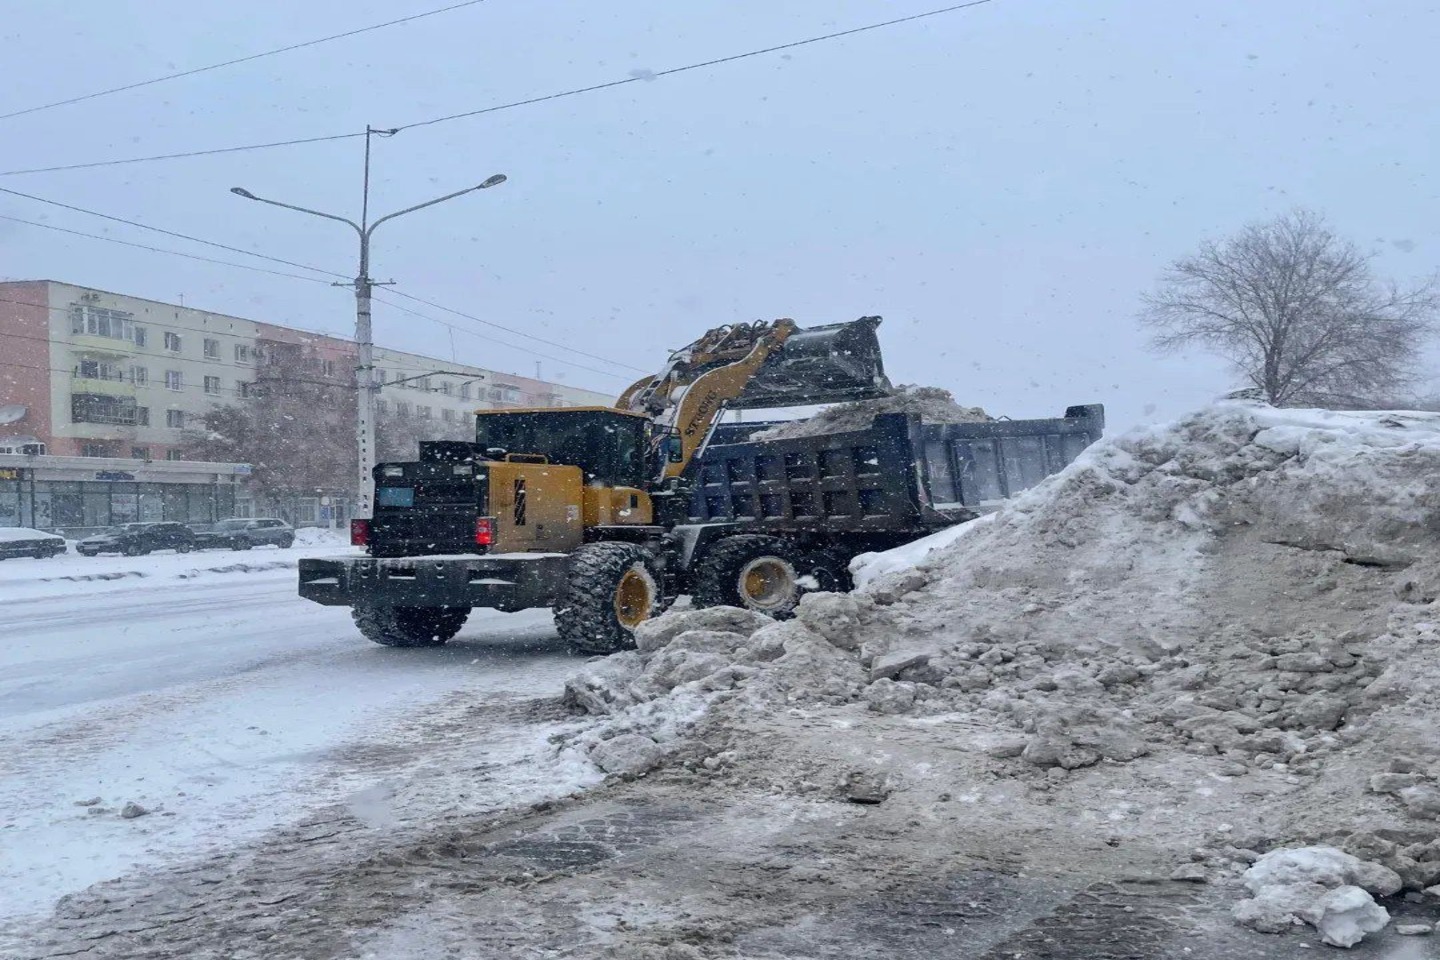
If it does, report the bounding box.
[2,185,647,377]
[372,292,630,383]
[0,214,336,284]
[0,185,346,278]
[397,0,999,132]
[0,0,489,123]
[0,0,999,177]
[385,288,648,373]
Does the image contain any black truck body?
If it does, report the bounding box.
[298,404,1104,613]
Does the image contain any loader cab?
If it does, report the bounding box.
[474,407,650,488]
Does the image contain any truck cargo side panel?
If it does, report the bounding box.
[686,413,933,535]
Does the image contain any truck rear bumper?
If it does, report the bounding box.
[298,553,568,612]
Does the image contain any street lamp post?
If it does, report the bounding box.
[231,145,505,518]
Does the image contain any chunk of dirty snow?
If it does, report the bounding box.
[632,607,771,654]
[119,802,150,820]
[1170,863,1209,882]
[1302,885,1390,948]
[562,652,644,715]
[1235,847,1396,945]
[588,734,666,776]
[840,770,892,804]
[868,648,932,683]
[1395,923,1433,936]
[1243,847,1364,893]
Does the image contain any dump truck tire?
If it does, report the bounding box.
[352,604,469,647]
[555,541,658,656]
[692,535,811,619]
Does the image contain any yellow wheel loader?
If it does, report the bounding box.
[299,316,1105,653]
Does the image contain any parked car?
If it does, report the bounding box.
[0,527,67,560]
[192,518,296,551]
[76,522,196,557]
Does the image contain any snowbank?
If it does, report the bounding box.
[292,526,349,548]
[562,401,1440,943]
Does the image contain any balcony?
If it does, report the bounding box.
[70,374,136,397]
[67,336,135,359]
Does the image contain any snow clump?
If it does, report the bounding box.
[750,385,989,441]
[1233,846,1394,947]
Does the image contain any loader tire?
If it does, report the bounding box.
[692,535,814,619]
[352,604,469,648]
[554,541,659,656]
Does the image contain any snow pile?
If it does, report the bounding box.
[564,402,1440,921]
[292,526,348,547]
[1233,847,1395,946]
[750,385,989,441]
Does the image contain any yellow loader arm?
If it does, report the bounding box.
[618,320,799,481]
[616,315,892,482]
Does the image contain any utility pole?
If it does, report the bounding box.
[230,130,505,517]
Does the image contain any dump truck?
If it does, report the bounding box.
[299,317,1104,653]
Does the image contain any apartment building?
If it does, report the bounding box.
[0,280,613,531]
[0,280,612,460]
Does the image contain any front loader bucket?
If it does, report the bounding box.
[730,316,892,410]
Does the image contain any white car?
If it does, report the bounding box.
[0,527,67,560]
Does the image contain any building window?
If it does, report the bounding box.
[134,327,148,348]
[395,401,411,417]
[238,382,251,399]
[81,443,109,458]
[204,338,220,359]
[77,359,125,381]
[234,344,251,363]
[204,376,221,395]
[164,331,182,352]
[166,450,185,461]
[374,399,387,415]
[321,359,336,378]
[376,368,388,385]
[131,446,151,460]
[459,383,472,401]
[166,409,185,429]
[441,408,455,423]
[417,405,432,419]
[439,381,453,396]
[419,377,431,392]
[72,393,139,425]
[165,370,183,391]
[137,407,150,426]
[69,305,138,342]
[130,365,148,385]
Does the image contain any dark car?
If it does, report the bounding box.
[0,527,67,560]
[192,518,295,551]
[76,522,196,557]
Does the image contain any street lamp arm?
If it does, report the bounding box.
[366,174,506,236]
[230,188,362,236]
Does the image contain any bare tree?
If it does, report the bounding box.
[1140,209,1438,407]
[180,341,355,506]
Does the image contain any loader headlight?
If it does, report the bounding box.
[452,464,473,476]
[382,466,404,478]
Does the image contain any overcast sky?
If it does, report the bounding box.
[2,1,1435,431]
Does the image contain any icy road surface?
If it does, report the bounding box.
[0,541,592,924]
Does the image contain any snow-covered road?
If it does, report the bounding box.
[0,541,590,924]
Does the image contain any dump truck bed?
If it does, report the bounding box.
[692,404,1104,529]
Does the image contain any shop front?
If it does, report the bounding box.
[0,456,249,537]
